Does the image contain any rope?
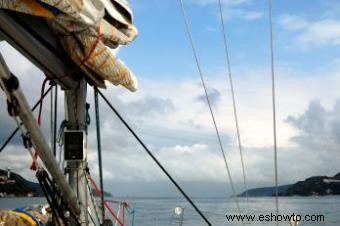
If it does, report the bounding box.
[57,120,68,168]
[45,28,103,81]
[177,0,241,213]
[37,176,62,226]
[114,203,121,226]
[87,175,125,226]
[85,171,102,224]
[50,84,54,152]
[217,0,249,204]
[96,88,212,226]
[22,134,41,169]
[94,88,105,222]
[53,84,58,156]
[31,78,50,170]
[49,83,54,224]
[37,79,49,126]
[268,0,279,223]
[36,169,81,226]
[85,103,91,132]
[51,82,58,226]
[106,200,135,226]
[129,209,135,226]
[0,86,52,153]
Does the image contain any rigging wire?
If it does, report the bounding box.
[217,0,249,204]
[177,0,241,212]
[86,175,102,224]
[87,175,125,226]
[114,203,121,226]
[51,84,54,151]
[52,82,58,226]
[50,84,55,225]
[94,88,106,222]
[268,0,279,223]
[96,88,212,226]
[53,84,58,157]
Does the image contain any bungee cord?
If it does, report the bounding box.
[217,0,249,205]
[177,0,242,214]
[268,0,279,223]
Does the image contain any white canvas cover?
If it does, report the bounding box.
[0,0,138,91]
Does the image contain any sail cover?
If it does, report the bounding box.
[0,0,138,91]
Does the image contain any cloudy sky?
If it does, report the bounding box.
[1,0,340,197]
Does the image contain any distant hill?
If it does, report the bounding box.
[238,173,340,197]
[238,185,291,197]
[0,169,112,197]
[286,173,340,196]
[0,169,43,197]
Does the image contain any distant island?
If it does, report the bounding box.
[238,173,340,197]
[0,169,112,197]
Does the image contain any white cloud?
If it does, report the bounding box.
[2,38,340,193]
[278,14,340,47]
[191,0,251,6]
[196,87,221,108]
[222,8,263,21]
[83,59,340,187]
[89,143,227,182]
[242,11,263,20]
[298,19,340,46]
[191,0,263,21]
[205,26,218,33]
[278,14,309,31]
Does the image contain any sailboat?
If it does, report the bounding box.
[0,0,286,226]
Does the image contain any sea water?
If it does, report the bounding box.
[0,196,339,225]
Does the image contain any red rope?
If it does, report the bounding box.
[30,78,49,171]
[87,176,125,226]
[48,28,103,81]
[77,28,102,69]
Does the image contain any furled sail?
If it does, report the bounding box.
[0,0,138,91]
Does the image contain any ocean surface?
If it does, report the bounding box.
[0,196,339,225]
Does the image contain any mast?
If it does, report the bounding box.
[0,10,101,225]
[64,79,89,226]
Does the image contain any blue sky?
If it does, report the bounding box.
[90,0,340,194]
[121,0,340,80]
[1,0,340,197]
